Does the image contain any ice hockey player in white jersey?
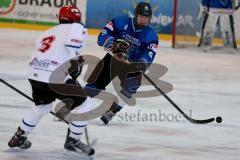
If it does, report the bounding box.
[198,0,239,50]
[8,5,95,155]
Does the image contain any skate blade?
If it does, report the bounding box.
[62,148,93,160]
[4,147,28,152]
[97,120,107,126]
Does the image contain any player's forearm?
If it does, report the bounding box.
[97,20,115,47]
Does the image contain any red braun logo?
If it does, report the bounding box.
[0,0,16,15]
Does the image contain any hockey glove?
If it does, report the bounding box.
[112,39,132,53]
[112,39,132,62]
[103,38,131,54]
[114,52,129,63]
[103,37,115,52]
[68,56,85,80]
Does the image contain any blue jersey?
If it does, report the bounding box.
[202,0,234,9]
[97,16,158,65]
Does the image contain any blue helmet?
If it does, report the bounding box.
[135,2,152,18]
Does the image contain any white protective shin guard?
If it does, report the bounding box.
[68,97,93,140]
[220,14,236,48]
[20,103,53,133]
[201,13,219,47]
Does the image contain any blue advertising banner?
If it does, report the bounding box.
[176,0,202,36]
[86,0,203,36]
[86,0,174,34]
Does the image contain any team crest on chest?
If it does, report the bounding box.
[219,0,228,7]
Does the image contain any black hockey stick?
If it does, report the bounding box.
[0,78,69,123]
[108,41,219,124]
[198,12,209,47]
[0,78,90,145]
[143,74,217,124]
[229,15,237,49]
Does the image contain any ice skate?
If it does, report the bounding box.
[8,127,31,149]
[100,110,115,125]
[64,132,95,156]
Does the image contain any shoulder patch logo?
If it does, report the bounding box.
[124,24,128,30]
[148,44,158,52]
[106,21,114,31]
[101,29,107,35]
[148,51,154,59]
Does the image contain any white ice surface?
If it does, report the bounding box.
[0,28,240,160]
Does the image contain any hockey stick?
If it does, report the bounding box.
[0,78,90,145]
[143,74,218,124]
[229,15,237,49]
[0,78,69,123]
[108,40,220,124]
[198,12,209,47]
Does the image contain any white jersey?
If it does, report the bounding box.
[28,23,87,83]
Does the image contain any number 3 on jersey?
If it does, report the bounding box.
[38,35,55,53]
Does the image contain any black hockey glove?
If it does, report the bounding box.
[112,39,132,53]
[103,38,132,53]
[112,39,132,62]
[68,56,85,81]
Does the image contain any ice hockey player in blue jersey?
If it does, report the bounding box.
[198,0,239,50]
[85,2,158,125]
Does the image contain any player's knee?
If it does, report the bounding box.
[121,86,139,98]
[71,96,87,109]
[85,83,103,97]
[120,72,141,98]
[121,82,141,98]
[32,103,52,117]
[72,97,94,113]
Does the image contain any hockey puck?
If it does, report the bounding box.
[216,116,222,123]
